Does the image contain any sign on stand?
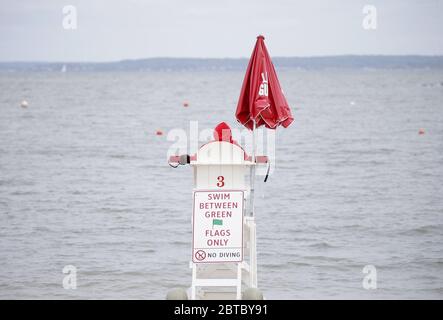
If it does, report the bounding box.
[192,190,244,263]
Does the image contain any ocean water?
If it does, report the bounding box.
[0,69,442,299]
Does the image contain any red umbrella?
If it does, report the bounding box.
[235,35,293,216]
[236,35,293,130]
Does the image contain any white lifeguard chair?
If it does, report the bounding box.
[169,137,267,300]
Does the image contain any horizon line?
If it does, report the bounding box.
[1,54,443,64]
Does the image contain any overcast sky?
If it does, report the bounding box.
[0,0,442,62]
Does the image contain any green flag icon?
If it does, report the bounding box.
[212,219,223,227]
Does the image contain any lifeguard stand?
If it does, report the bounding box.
[169,136,267,300]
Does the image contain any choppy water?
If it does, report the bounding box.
[0,69,442,299]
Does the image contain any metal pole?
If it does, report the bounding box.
[250,120,256,216]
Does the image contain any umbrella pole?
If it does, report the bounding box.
[250,120,256,216]
[249,120,258,287]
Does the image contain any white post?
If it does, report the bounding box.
[250,218,257,287]
[236,263,242,299]
[191,263,196,300]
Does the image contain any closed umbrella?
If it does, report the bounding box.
[235,35,294,215]
[236,35,293,130]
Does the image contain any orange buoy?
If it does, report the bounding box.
[155,129,163,136]
[418,128,425,135]
[183,101,189,107]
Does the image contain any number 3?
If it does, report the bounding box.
[217,176,225,187]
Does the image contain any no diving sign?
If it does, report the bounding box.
[192,190,244,263]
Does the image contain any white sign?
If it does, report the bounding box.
[192,190,244,263]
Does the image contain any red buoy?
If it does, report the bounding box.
[183,101,189,107]
[418,128,425,135]
[156,129,163,136]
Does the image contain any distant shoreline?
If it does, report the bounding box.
[1,55,443,72]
